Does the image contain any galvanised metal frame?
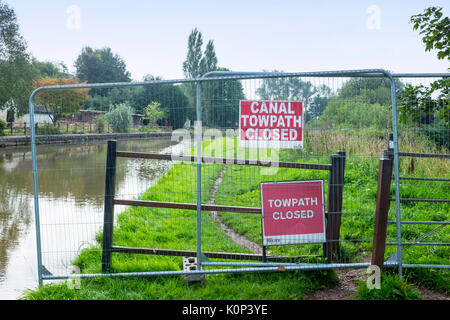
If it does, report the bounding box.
[29,69,449,285]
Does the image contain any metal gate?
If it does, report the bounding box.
[28,69,448,285]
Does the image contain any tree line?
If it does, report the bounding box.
[0,1,447,146]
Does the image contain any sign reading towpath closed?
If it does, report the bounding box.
[260,180,326,246]
[239,100,303,149]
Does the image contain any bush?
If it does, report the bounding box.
[0,119,7,136]
[104,104,133,133]
[94,115,106,133]
[356,273,422,300]
[38,123,61,135]
[316,98,392,129]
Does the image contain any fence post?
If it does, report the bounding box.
[325,151,346,262]
[371,149,393,269]
[24,122,27,136]
[102,140,117,273]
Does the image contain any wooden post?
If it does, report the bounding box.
[371,150,393,269]
[325,151,346,262]
[102,140,117,273]
[24,122,27,136]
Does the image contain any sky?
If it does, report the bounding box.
[5,0,450,81]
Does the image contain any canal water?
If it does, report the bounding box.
[0,137,183,299]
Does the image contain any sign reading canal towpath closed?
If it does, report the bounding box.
[239,100,303,149]
[261,180,326,246]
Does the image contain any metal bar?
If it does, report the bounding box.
[399,177,450,182]
[114,200,347,218]
[372,150,393,269]
[115,152,332,171]
[101,140,117,273]
[389,75,403,278]
[387,221,449,225]
[201,261,397,268]
[401,264,450,269]
[398,152,450,159]
[113,199,262,214]
[29,94,43,286]
[389,198,450,203]
[41,262,393,281]
[27,70,450,99]
[386,242,449,246]
[110,246,314,262]
[391,73,450,78]
[196,82,202,270]
[43,261,450,281]
[402,224,448,251]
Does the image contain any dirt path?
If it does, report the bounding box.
[306,269,364,300]
[208,166,263,255]
[305,268,450,300]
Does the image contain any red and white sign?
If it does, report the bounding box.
[239,100,303,149]
[260,180,326,246]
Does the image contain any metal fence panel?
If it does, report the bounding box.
[28,70,449,285]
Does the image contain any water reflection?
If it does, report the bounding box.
[0,138,183,299]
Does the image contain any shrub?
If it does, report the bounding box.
[37,123,61,135]
[317,98,392,129]
[356,273,422,300]
[94,115,106,133]
[0,119,7,136]
[104,104,133,133]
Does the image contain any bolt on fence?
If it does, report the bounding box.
[27,70,448,285]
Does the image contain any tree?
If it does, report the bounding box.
[256,70,323,123]
[143,102,166,127]
[410,7,449,61]
[182,28,205,79]
[308,85,332,122]
[0,1,37,116]
[399,7,449,148]
[75,47,131,94]
[32,58,71,78]
[33,77,90,124]
[104,103,133,133]
[182,28,219,119]
[128,74,191,129]
[200,40,218,76]
[202,67,245,128]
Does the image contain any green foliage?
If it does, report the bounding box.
[317,98,391,129]
[182,28,219,120]
[31,58,70,78]
[75,47,131,97]
[410,7,450,61]
[0,119,6,135]
[0,1,37,115]
[104,103,133,133]
[202,67,246,128]
[143,102,166,127]
[94,115,106,133]
[338,77,402,106]
[38,123,61,135]
[85,78,191,129]
[256,71,324,123]
[356,273,422,300]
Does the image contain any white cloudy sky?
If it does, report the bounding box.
[5,0,449,81]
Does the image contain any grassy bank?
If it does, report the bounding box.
[24,147,337,300]
[23,128,449,299]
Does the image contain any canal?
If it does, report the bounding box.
[0,137,182,299]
